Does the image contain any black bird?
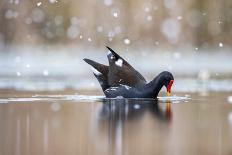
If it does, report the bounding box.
[83,46,174,98]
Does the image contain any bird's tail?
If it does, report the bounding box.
[83,58,109,91]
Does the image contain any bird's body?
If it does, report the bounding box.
[84,47,174,98]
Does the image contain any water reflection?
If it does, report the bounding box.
[98,99,172,123]
[1,93,232,155]
[94,99,172,155]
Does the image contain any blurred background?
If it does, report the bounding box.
[1,0,232,47]
[1,1,232,154]
[0,0,232,92]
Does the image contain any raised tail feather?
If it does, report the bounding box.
[83,58,109,91]
[106,46,121,60]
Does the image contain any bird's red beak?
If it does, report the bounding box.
[167,80,174,96]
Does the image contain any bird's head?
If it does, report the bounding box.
[160,71,174,96]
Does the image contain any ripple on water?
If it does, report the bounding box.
[0,95,190,104]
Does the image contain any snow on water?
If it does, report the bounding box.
[0,94,189,104]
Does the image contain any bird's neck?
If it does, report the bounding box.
[144,76,164,98]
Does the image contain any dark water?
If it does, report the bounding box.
[0,91,232,155]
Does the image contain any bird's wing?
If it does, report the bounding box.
[106,46,146,87]
[83,58,109,91]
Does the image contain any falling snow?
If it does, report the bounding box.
[124,39,130,45]
[49,0,58,4]
[104,0,112,6]
[88,38,92,42]
[161,18,180,44]
[43,70,49,76]
[5,10,18,19]
[219,42,223,47]
[16,72,21,76]
[177,16,182,20]
[37,2,42,6]
[67,26,79,39]
[144,7,150,12]
[134,104,140,109]
[26,64,31,68]
[113,12,118,18]
[228,96,232,104]
[146,15,152,21]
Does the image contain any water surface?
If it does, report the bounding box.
[0,90,232,155]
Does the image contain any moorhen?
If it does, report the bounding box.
[84,46,174,98]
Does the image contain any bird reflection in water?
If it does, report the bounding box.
[94,98,173,154]
[98,98,172,122]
